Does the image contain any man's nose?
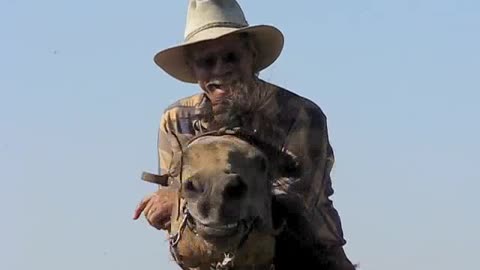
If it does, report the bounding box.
[211,58,233,78]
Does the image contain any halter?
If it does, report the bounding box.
[141,127,293,269]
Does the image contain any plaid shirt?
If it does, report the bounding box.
[157,80,347,247]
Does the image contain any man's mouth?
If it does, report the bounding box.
[211,86,228,96]
[206,82,231,107]
[206,81,230,94]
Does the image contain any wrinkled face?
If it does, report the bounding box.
[180,135,271,249]
[187,34,256,113]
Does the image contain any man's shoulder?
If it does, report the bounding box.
[264,81,327,119]
[161,93,205,128]
[161,92,206,119]
[164,92,206,112]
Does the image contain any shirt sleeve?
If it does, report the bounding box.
[158,112,173,176]
[282,104,333,206]
[281,103,346,246]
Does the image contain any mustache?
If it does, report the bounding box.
[206,79,226,87]
[205,79,234,92]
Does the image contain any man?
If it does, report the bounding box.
[133,1,355,269]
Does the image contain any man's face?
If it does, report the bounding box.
[188,34,256,108]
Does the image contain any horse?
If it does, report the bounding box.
[141,128,333,270]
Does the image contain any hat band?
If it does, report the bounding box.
[185,22,248,41]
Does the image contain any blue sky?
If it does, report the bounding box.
[1,0,479,269]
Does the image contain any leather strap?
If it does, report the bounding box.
[141,171,169,186]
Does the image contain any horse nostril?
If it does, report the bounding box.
[198,200,210,218]
[223,175,247,199]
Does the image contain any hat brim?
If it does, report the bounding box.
[154,25,284,83]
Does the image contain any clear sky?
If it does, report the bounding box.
[1,0,479,269]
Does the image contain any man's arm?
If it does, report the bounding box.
[133,112,176,230]
[279,102,357,269]
[282,102,346,247]
[158,112,173,176]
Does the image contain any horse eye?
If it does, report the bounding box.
[185,179,201,193]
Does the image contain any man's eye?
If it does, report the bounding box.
[196,57,215,68]
[224,52,238,63]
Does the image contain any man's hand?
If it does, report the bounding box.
[133,189,175,230]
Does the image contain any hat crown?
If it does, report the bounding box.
[184,0,248,41]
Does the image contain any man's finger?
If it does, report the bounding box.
[149,211,171,230]
[132,205,145,220]
[132,194,154,220]
[159,219,171,231]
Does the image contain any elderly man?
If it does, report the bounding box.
[134,1,355,269]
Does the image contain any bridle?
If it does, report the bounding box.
[141,127,293,270]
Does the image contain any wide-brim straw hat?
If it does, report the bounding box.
[154,0,284,83]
